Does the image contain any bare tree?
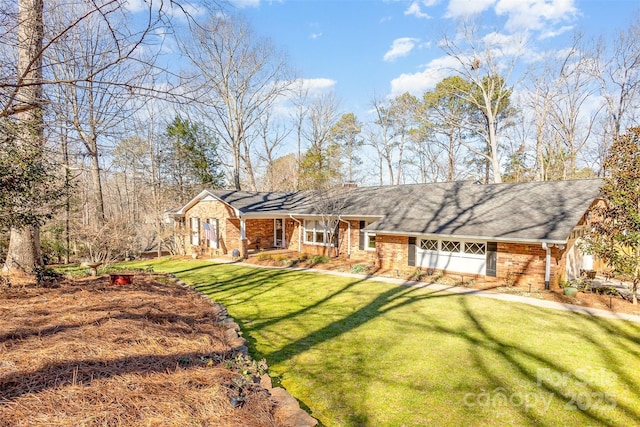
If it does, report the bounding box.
[256,111,291,191]
[591,18,640,172]
[298,91,342,189]
[0,0,187,274]
[440,23,522,183]
[547,34,602,179]
[522,60,557,181]
[370,96,396,185]
[183,14,293,191]
[289,79,310,180]
[48,7,147,227]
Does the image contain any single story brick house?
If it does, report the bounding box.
[170,179,602,289]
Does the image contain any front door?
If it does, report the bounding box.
[274,218,284,248]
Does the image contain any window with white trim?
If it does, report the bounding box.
[420,239,438,251]
[366,232,376,249]
[363,221,376,250]
[304,220,336,246]
[464,242,486,255]
[190,217,200,245]
[441,240,460,253]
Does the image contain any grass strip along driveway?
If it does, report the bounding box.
[134,259,640,426]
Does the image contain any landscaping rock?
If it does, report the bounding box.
[231,345,248,355]
[224,328,239,341]
[271,387,318,427]
[260,373,272,389]
[229,336,248,348]
[162,272,317,426]
[222,319,241,331]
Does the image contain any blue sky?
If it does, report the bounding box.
[231,0,638,118]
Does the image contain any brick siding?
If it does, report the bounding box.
[185,199,571,288]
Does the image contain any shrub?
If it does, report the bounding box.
[410,268,425,281]
[274,255,292,266]
[257,252,273,262]
[308,255,330,265]
[429,271,444,283]
[351,264,370,274]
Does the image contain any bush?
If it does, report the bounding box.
[351,264,370,274]
[410,268,425,281]
[256,252,273,262]
[274,254,292,266]
[308,255,330,266]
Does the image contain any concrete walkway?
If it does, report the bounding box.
[207,258,640,324]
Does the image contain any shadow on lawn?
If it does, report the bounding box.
[190,265,640,426]
[427,298,640,426]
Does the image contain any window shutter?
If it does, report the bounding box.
[408,237,416,267]
[358,221,365,250]
[486,242,497,277]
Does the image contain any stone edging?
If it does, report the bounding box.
[165,273,318,427]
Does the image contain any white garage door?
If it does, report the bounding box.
[416,238,487,275]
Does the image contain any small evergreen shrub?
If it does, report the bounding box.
[351,264,370,274]
[309,255,330,265]
[257,252,273,262]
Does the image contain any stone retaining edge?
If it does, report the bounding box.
[165,273,318,427]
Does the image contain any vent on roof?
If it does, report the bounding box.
[342,181,357,188]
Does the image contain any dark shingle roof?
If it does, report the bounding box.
[348,179,602,242]
[194,179,602,243]
[209,190,308,214]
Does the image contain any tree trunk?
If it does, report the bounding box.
[3,226,42,274]
[3,0,45,275]
[89,139,106,226]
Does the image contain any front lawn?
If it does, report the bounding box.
[132,259,640,426]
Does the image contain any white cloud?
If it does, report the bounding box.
[481,31,527,57]
[123,0,148,13]
[383,37,420,62]
[297,78,337,95]
[446,0,495,18]
[124,0,207,21]
[310,32,323,40]
[389,55,462,97]
[495,0,578,32]
[538,24,574,40]
[229,0,261,8]
[405,1,431,19]
[271,78,337,117]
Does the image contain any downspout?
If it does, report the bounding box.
[289,215,302,253]
[338,217,351,258]
[542,242,551,290]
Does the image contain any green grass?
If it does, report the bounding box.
[125,259,640,426]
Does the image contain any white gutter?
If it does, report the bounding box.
[338,217,351,258]
[289,215,303,253]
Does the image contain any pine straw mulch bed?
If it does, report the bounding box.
[0,274,279,427]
